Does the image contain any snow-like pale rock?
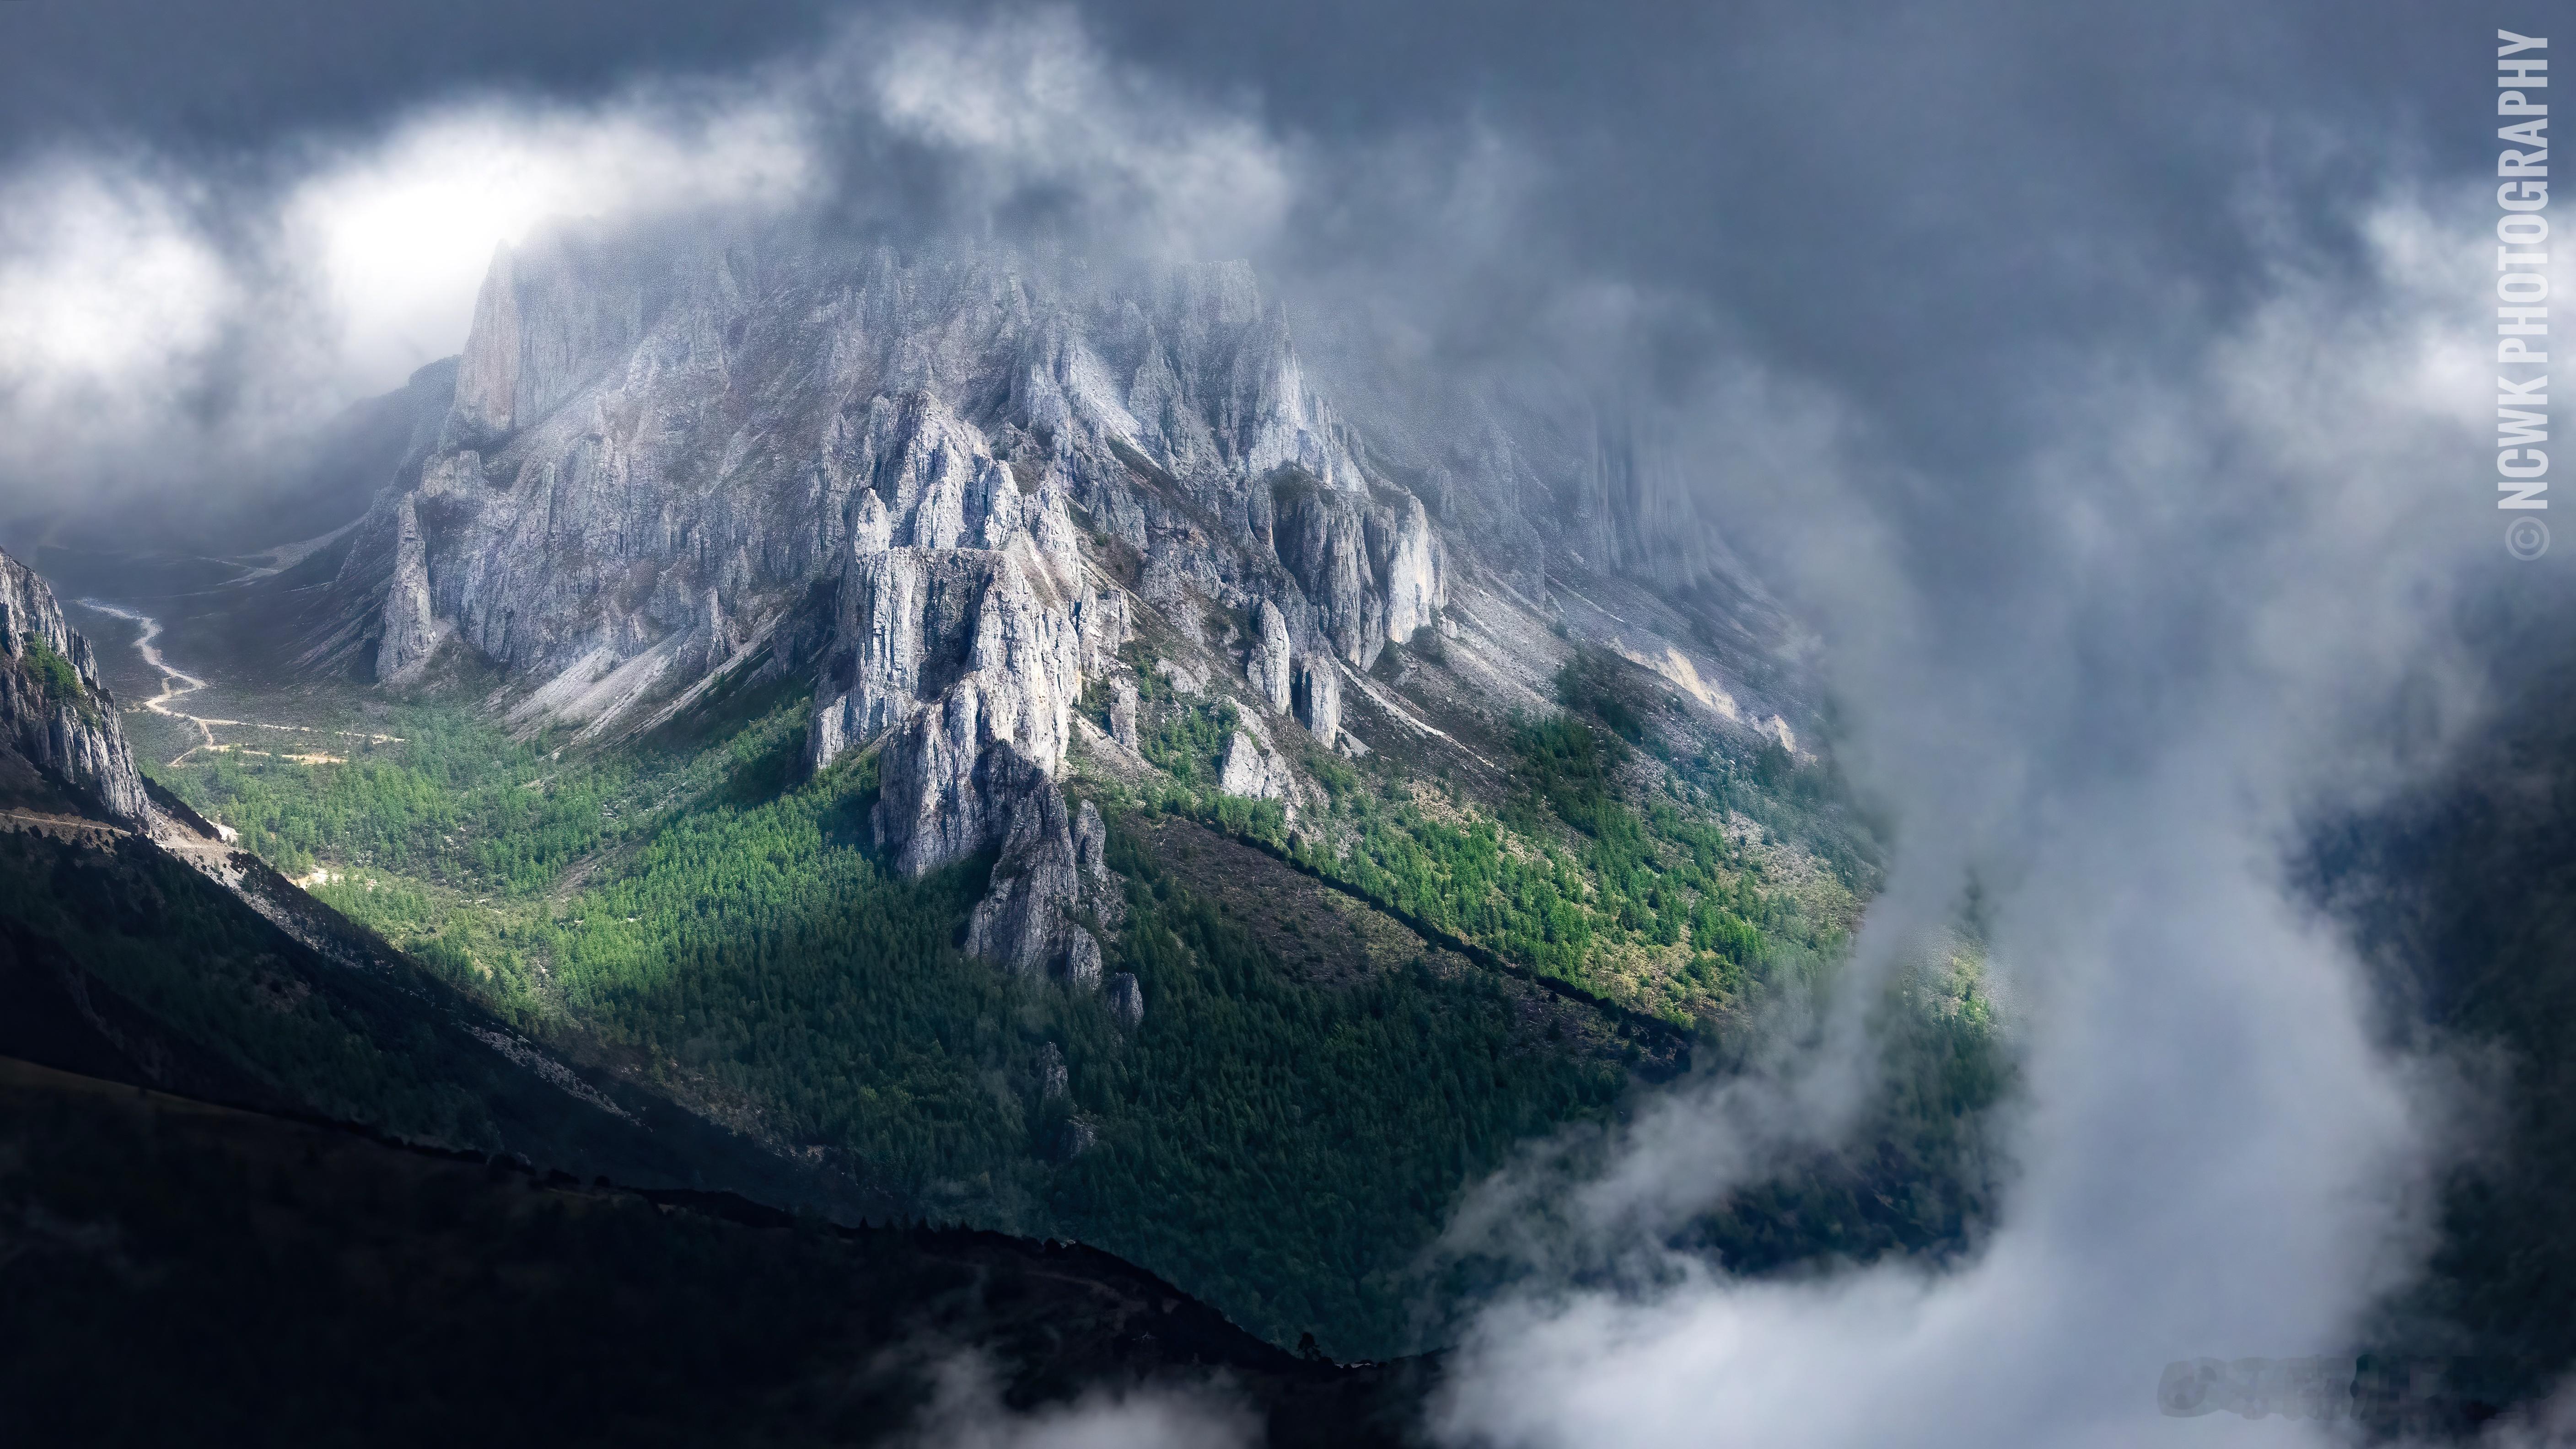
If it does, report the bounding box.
[1247,598,1292,712]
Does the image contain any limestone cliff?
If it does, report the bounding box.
[811,543,1096,877]
[1216,729,1291,805]
[342,236,1416,708]
[0,549,150,828]
[336,226,1805,972]
[1291,655,1339,750]
[1246,599,1291,713]
[376,495,442,685]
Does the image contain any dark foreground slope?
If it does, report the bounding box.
[0,1056,1432,1448]
[0,814,899,1224]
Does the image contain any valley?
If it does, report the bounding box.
[0,232,2009,1381]
[70,569,2001,1360]
[74,599,402,767]
[0,11,2551,1444]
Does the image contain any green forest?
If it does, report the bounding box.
[155,689,1665,1354]
[0,829,502,1147]
[1099,645,1859,1025]
[148,660,1993,1356]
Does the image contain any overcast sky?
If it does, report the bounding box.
[0,0,2495,478]
[0,4,2558,1444]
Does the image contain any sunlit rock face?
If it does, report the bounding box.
[0,550,149,828]
[333,226,1476,966]
[813,544,1091,877]
[376,495,441,685]
[335,223,1796,972]
[1246,598,1291,712]
[1292,655,1339,750]
[348,227,1433,709]
[1109,677,1140,751]
[1216,729,1290,804]
[1267,471,1446,669]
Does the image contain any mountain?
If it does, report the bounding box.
[0,547,1441,1441]
[39,226,2002,1363]
[0,544,903,1207]
[311,226,1817,991]
[1,549,149,829]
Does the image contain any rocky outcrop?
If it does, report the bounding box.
[447,243,523,445]
[1216,730,1290,803]
[1064,930,1103,990]
[1270,477,1377,665]
[1269,472,1446,669]
[1109,677,1140,751]
[443,230,663,453]
[1292,655,1339,750]
[817,548,1082,876]
[802,481,1125,975]
[1375,494,1445,646]
[1246,599,1291,712]
[0,550,149,828]
[964,783,1096,979]
[1108,972,1145,1030]
[375,494,441,684]
[961,790,1121,986]
[828,392,1047,556]
[811,550,1071,774]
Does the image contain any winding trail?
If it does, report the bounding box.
[77,601,215,761]
[73,600,401,767]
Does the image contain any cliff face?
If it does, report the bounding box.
[336,226,1804,973]
[332,233,1449,970]
[0,550,150,828]
[344,235,1436,697]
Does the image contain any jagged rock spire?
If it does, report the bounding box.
[0,549,150,828]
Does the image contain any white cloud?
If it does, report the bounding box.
[0,5,1288,517]
[900,1354,1254,1449]
[0,83,819,507]
[0,155,239,418]
[280,94,819,388]
[863,6,1296,262]
[1431,193,2505,1449]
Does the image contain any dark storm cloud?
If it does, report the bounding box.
[0,0,836,157]
[0,0,2484,485]
[1171,0,2485,565]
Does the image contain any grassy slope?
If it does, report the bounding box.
[1106,641,1867,1026]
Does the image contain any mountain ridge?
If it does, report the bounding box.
[316,227,1816,997]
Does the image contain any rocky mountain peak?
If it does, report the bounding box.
[324,225,1800,977]
[0,549,150,828]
